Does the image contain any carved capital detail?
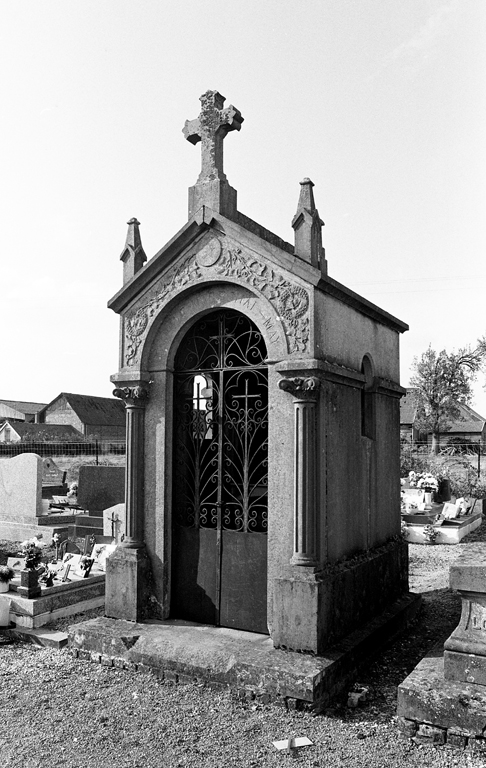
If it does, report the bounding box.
[113,385,150,407]
[278,376,320,400]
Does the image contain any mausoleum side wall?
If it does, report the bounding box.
[314,292,400,381]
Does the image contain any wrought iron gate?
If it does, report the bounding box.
[171,310,268,633]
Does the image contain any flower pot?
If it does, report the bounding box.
[0,597,10,626]
[17,569,41,599]
[0,581,10,594]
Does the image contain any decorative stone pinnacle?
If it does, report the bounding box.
[292,179,325,272]
[183,90,244,184]
[120,218,147,284]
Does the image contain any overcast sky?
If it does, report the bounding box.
[1,1,485,412]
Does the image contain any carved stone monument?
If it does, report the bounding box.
[73,91,416,703]
[398,544,486,748]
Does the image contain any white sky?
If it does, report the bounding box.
[1,0,485,412]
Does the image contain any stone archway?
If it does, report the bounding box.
[170,309,268,633]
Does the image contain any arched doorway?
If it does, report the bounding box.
[171,309,268,633]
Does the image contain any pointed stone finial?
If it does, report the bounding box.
[183,90,243,219]
[120,218,147,284]
[291,179,326,273]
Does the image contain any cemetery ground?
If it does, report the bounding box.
[1,532,485,768]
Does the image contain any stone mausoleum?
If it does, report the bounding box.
[73,91,417,703]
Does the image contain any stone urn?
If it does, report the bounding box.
[17,569,42,599]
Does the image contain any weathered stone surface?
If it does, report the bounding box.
[105,546,151,622]
[450,543,486,593]
[0,454,43,539]
[398,655,486,737]
[77,465,125,515]
[442,544,486,685]
[71,593,420,707]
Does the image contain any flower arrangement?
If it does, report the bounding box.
[19,537,47,570]
[408,471,439,492]
[423,524,440,544]
[0,565,15,583]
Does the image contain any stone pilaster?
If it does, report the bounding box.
[106,383,152,622]
[112,384,149,548]
[278,376,320,567]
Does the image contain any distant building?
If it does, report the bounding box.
[400,388,486,448]
[0,399,47,423]
[0,421,83,443]
[37,393,126,440]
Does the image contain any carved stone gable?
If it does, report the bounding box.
[124,236,310,366]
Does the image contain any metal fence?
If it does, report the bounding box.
[0,440,126,460]
[401,441,484,477]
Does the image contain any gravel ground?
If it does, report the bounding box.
[1,526,486,768]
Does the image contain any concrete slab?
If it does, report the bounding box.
[398,653,486,743]
[1,626,69,649]
[70,591,421,708]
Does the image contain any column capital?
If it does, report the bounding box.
[278,376,320,400]
[113,384,150,407]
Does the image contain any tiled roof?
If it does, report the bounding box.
[0,399,47,414]
[40,393,125,427]
[3,422,83,439]
[400,388,486,434]
[400,390,417,425]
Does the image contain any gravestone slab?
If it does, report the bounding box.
[103,503,125,543]
[398,543,486,743]
[0,454,43,538]
[77,466,125,516]
[42,457,65,487]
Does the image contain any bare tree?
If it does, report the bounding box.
[410,342,486,454]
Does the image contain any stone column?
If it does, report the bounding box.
[278,376,320,567]
[113,385,149,548]
[106,384,151,622]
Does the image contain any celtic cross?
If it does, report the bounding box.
[183,90,244,184]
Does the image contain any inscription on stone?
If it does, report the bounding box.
[124,243,310,365]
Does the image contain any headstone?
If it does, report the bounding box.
[398,544,486,744]
[77,466,125,516]
[103,503,125,543]
[41,458,65,487]
[0,454,43,538]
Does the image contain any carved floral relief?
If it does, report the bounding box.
[123,237,310,366]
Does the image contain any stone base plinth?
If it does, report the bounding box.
[398,653,486,748]
[70,591,420,709]
[272,539,409,654]
[105,546,152,623]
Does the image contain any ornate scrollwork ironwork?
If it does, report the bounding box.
[173,310,268,534]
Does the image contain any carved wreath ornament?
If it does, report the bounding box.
[124,239,310,365]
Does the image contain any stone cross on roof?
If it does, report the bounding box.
[183,90,244,184]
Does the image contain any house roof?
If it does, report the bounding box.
[0,399,47,414]
[400,388,486,434]
[39,393,125,427]
[400,390,418,425]
[2,421,83,439]
[0,403,25,421]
